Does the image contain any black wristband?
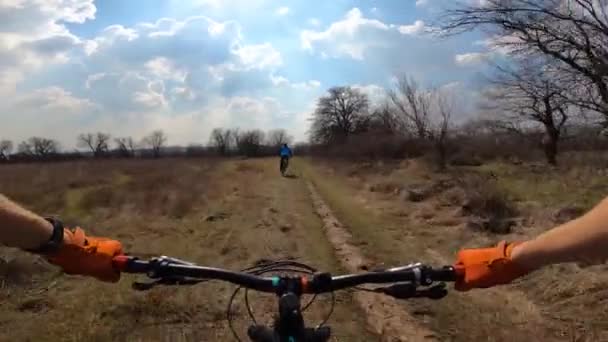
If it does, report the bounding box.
[27,218,64,255]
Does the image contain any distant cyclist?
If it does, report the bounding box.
[279,143,293,175]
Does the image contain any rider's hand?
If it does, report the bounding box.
[454,241,529,291]
[45,228,123,282]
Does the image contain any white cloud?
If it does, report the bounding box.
[455,34,524,67]
[133,83,167,108]
[100,25,139,42]
[171,86,195,100]
[353,84,386,107]
[15,87,97,113]
[0,0,96,91]
[301,8,391,60]
[0,0,96,35]
[308,80,322,88]
[451,34,525,69]
[270,74,289,86]
[415,0,429,7]
[275,6,289,16]
[398,20,427,35]
[476,34,524,55]
[233,42,283,70]
[292,80,321,90]
[454,52,491,66]
[85,72,107,89]
[301,8,431,60]
[145,57,187,82]
[271,74,321,90]
[0,86,101,145]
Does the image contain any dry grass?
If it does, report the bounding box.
[456,174,514,216]
[476,159,608,210]
[0,158,375,341]
[303,155,608,341]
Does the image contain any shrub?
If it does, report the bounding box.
[80,186,116,211]
[462,179,516,217]
[456,173,518,234]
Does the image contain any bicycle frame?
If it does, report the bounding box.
[280,157,289,175]
[248,292,330,342]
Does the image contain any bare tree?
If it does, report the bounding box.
[77,132,111,157]
[441,0,608,120]
[310,86,370,144]
[0,140,12,160]
[388,75,432,138]
[369,102,401,134]
[17,141,33,155]
[18,137,59,158]
[267,129,293,148]
[114,137,136,157]
[142,130,167,158]
[428,91,453,171]
[209,128,234,156]
[482,59,570,165]
[236,129,265,157]
[33,137,59,157]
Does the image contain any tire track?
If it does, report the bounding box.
[307,181,438,342]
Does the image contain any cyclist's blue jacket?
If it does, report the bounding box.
[280,146,292,157]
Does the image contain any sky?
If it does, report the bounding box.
[0,0,494,149]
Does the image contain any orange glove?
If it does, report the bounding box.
[45,228,123,283]
[454,241,529,291]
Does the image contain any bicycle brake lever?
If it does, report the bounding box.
[132,280,161,291]
[132,276,206,291]
[415,283,447,300]
[377,282,447,300]
[378,283,417,299]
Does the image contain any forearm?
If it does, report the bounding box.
[512,197,608,270]
[0,194,53,250]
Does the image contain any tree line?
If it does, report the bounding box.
[308,77,455,170]
[0,128,294,163]
[208,128,293,157]
[0,130,168,162]
[307,0,608,167]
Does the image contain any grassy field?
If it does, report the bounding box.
[1,156,607,341]
[0,159,376,341]
[302,156,608,341]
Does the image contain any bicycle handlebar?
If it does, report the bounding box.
[114,256,277,292]
[113,255,460,341]
[113,255,458,294]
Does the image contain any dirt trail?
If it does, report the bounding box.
[213,159,378,341]
[302,159,589,341]
[307,181,438,342]
[226,159,441,341]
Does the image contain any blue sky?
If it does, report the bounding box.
[0,0,492,149]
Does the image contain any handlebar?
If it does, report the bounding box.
[113,255,458,295]
[113,255,460,341]
[114,255,276,292]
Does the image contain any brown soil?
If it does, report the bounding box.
[308,181,438,342]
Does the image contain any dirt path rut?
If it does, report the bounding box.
[307,181,438,342]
